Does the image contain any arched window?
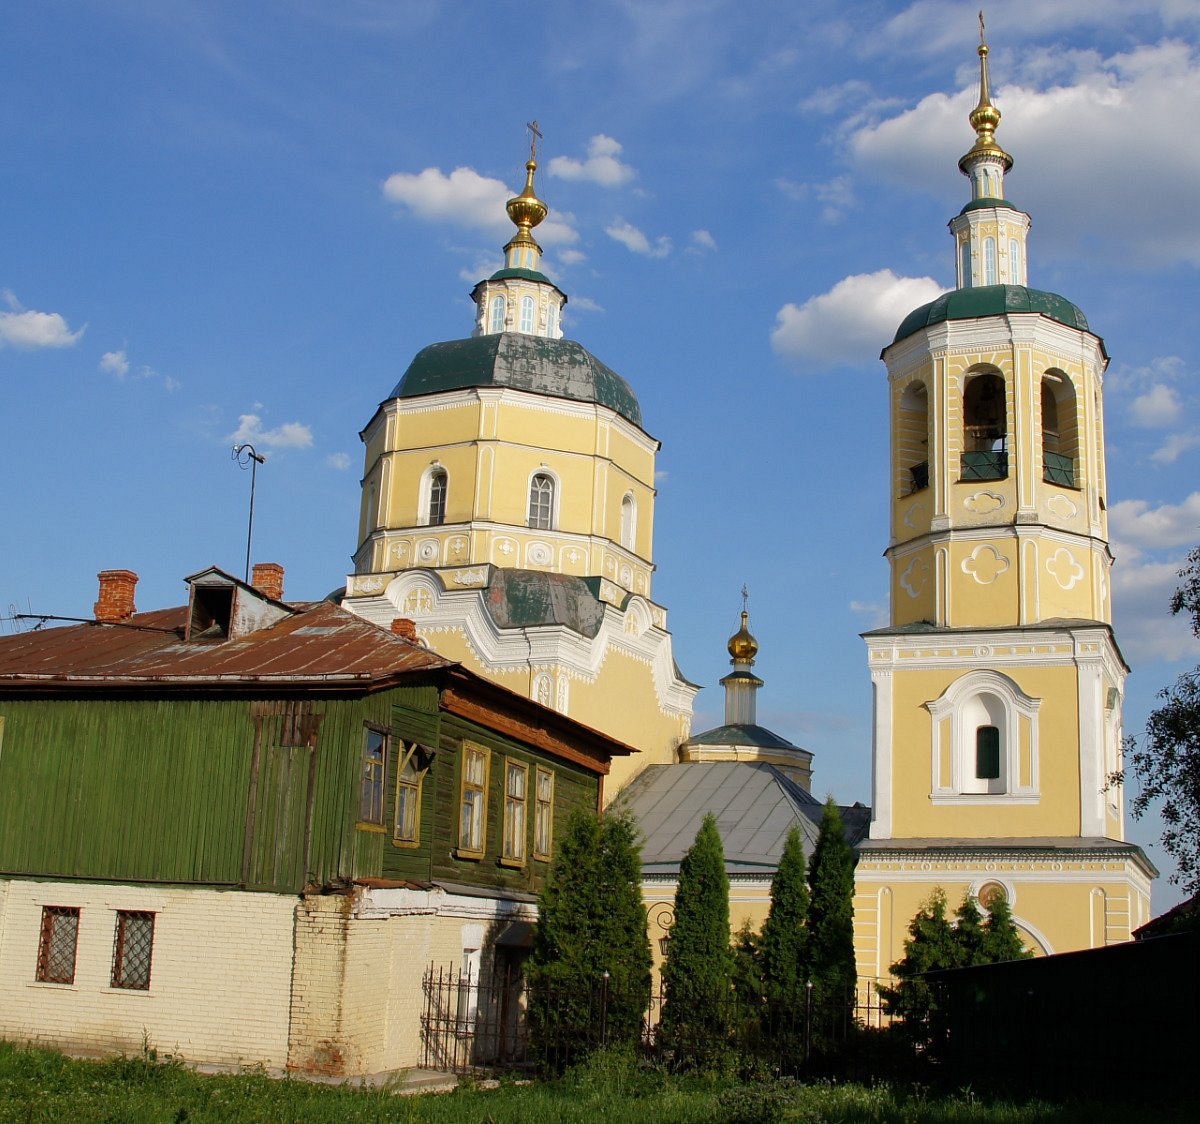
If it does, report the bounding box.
[426,468,448,526]
[961,370,1007,481]
[1008,238,1022,285]
[620,493,636,550]
[528,473,555,530]
[489,295,506,334]
[898,380,929,494]
[520,295,535,334]
[927,671,1041,802]
[1041,371,1078,487]
[960,240,972,288]
[983,237,997,285]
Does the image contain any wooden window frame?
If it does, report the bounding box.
[500,758,529,867]
[36,906,80,985]
[393,741,431,848]
[111,910,156,991]
[358,723,389,831]
[533,767,555,862]
[456,742,490,859]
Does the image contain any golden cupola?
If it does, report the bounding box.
[727,611,759,665]
[958,14,1012,202]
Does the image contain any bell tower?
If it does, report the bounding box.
[853,21,1154,978]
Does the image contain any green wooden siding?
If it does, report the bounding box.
[381,710,600,894]
[0,681,601,898]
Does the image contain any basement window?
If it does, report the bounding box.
[36,906,80,985]
[111,911,156,991]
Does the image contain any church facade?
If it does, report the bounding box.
[341,144,697,791]
[852,30,1155,979]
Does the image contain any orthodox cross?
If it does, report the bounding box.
[741,584,750,614]
[526,119,543,162]
[978,10,986,43]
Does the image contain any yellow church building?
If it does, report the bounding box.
[341,140,697,792]
[853,29,1156,977]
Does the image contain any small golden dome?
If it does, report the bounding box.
[728,611,759,663]
[506,158,548,242]
[960,20,1012,174]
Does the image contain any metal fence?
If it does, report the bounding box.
[420,963,893,1075]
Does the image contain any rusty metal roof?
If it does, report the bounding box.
[0,600,454,690]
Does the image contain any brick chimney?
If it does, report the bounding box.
[94,569,138,623]
[391,618,419,642]
[251,562,285,602]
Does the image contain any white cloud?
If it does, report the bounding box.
[771,270,946,370]
[326,452,352,471]
[689,229,717,252]
[1112,555,1200,664]
[229,414,314,450]
[847,40,1200,265]
[548,135,636,187]
[557,248,587,266]
[1151,433,1200,465]
[382,166,578,245]
[850,599,889,629]
[0,291,84,350]
[1131,384,1183,428]
[1110,493,1200,553]
[568,295,604,314]
[606,220,672,258]
[99,350,130,378]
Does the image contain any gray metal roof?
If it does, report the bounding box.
[684,722,812,756]
[617,762,826,876]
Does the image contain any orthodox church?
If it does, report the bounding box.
[852,28,1155,972]
[340,142,697,793]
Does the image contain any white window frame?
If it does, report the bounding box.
[620,493,637,551]
[983,237,997,285]
[519,295,535,334]
[419,465,448,527]
[527,470,558,530]
[490,295,506,334]
[927,670,1041,803]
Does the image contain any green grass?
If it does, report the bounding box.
[0,1041,1188,1123]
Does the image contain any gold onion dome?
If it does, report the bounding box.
[728,611,759,664]
[959,19,1012,174]
[506,158,548,246]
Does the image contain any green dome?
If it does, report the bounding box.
[893,284,1091,345]
[390,333,643,428]
[958,197,1028,216]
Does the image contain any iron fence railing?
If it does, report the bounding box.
[420,963,894,1075]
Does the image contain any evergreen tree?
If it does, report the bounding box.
[730,920,763,1009]
[528,808,652,1069]
[952,894,988,967]
[660,814,732,1064]
[807,798,858,1006]
[980,893,1032,963]
[877,889,958,1038]
[758,826,809,1004]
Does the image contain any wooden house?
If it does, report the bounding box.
[0,565,632,1075]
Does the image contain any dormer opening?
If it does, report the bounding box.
[189,584,233,641]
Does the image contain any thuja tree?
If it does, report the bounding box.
[660,813,732,1065]
[979,893,1031,964]
[807,798,857,1008]
[877,889,958,1041]
[527,808,652,1070]
[758,826,810,1006]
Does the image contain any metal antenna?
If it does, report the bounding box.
[232,444,266,583]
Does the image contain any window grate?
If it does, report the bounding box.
[111,911,156,990]
[36,906,80,984]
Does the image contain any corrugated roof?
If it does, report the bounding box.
[617,762,826,876]
[0,600,454,689]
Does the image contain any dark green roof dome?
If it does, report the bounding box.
[390,333,643,428]
[893,284,1091,345]
[958,197,1028,216]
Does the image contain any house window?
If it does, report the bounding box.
[111,911,155,990]
[359,726,388,827]
[528,473,555,530]
[427,468,448,526]
[502,759,528,864]
[976,725,1001,780]
[1009,238,1022,284]
[394,742,430,846]
[534,767,554,861]
[490,295,506,334]
[36,906,80,984]
[458,743,489,857]
[983,237,997,284]
[520,295,535,334]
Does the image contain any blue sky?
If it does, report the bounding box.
[3,0,1198,908]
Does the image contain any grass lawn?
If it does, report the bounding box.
[0,1041,1188,1122]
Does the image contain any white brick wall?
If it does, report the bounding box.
[0,880,294,1068]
